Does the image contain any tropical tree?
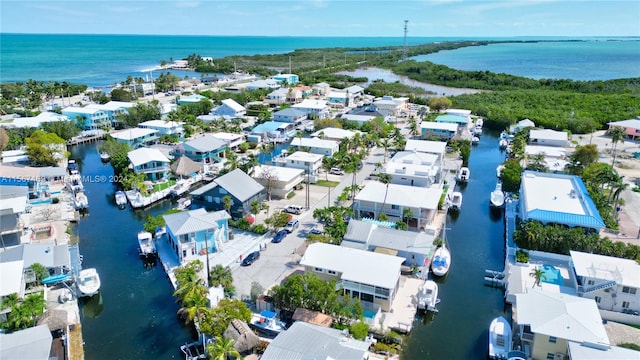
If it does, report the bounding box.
[222,195,233,215]
[177,290,211,325]
[565,144,599,175]
[379,137,391,163]
[529,267,547,288]
[25,130,66,166]
[209,265,234,294]
[403,207,414,228]
[173,261,207,304]
[29,263,49,284]
[250,200,261,215]
[607,126,626,167]
[201,299,251,337]
[206,335,241,360]
[500,159,523,193]
[408,117,420,137]
[526,153,547,172]
[377,173,392,220]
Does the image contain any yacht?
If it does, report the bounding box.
[77,268,101,297]
[417,280,440,312]
[471,136,480,145]
[431,245,451,277]
[499,138,509,149]
[489,316,512,359]
[457,167,470,182]
[137,231,157,257]
[490,182,505,208]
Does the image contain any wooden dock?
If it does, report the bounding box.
[67,134,105,146]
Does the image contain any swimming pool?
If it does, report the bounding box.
[540,264,563,286]
[363,310,376,320]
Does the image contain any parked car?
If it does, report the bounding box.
[272,230,288,243]
[330,167,345,175]
[284,219,299,233]
[309,228,323,235]
[284,205,303,215]
[241,251,260,266]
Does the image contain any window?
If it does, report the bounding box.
[391,205,399,210]
[548,336,557,344]
[622,301,630,309]
[622,287,637,295]
[587,280,595,285]
[546,353,555,360]
[595,296,601,303]
[314,267,324,273]
[327,270,336,275]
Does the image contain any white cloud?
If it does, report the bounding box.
[174,0,200,8]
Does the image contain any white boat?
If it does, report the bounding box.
[77,268,101,297]
[417,280,440,312]
[475,119,483,128]
[99,152,110,162]
[431,246,451,277]
[249,310,287,337]
[74,192,89,209]
[490,182,505,208]
[137,231,157,257]
[115,191,127,207]
[176,197,191,211]
[499,139,509,149]
[496,164,505,178]
[500,131,509,140]
[474,125,483,136]
[471,136,480,145]
[457,167,470,182]
[448,191,463,211]
[489,316,512,359]
[67,174,84,193]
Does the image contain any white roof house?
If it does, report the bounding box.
[301,242,404,291]
[391,151,439,167]
[251,165,304,199]
[211,98,246,117]
[384,161,440,187]
[568,341,640,360]
[355,182,441,210]
[444,108,472,117]
[292,99,330,118]
[519,171,605,230]
[570,250,640,289]
[85,101,136,112]
[404,139,447,158]
[127,147,170,168]
[608,117,640,140]
[0,260,24,297]
[341,114,378,125]
[0,112,69,129]
[529,129,569,147]
[420,121,458,132]
[0,324,53,360]
[311,127,357,141]
[514,289,609,353]
[210,132,245,149]
[111,127,158,141]
[290,137,339,156]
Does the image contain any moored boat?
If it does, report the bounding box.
[176,197,191,211]
[490,182,505,208]
[496,164,505,178]
[115,191,127,207]
[417,280,440,312]
[431,245,451,277]
[249,310,287,337]
[499,139,509,149]
[137,231,157,257]
[448,191,463,211]
[489,316,512,359]
[100,152,110,162]
[471,136,480,145]
[77,268,101,297]
[74,192,89,209]
[457,167,470,182]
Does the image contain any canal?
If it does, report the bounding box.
[72,132,508,359]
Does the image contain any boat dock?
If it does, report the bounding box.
[125,176,202,209]
[484,269,506,288]
[67,133,106,146]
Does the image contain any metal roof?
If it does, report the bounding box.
[404,139,447,155]
[0,243,70,269]
[127,147,170,167]
[342,220,434,256]
[212,169,264,202]
[182,135,228,153]
[355,181,441,210]
[570,250,639,288]
[163,208,229,236]
[0,324,52,360]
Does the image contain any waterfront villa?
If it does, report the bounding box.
[570,250,640,318]
[513,289,609,360]
[311,127,357,142]
[510,118,536,134]
[354,182,441,231]
[261,321,371,360]
[341,219,435,266]
[390,151,441,178]
[0,164,66,200]
[84,101,136,128]
[421,121,458,140]
[210,132,245,151]
[62,106,109,130]
[383,161,440,188]
[251,165,304,199]
[210,99,246,118]
[162,208,230,265]
[0,244,71,277]
[607,117,640,140]
[190,169,265,218]
[529,129,569,147]
[138,120,184,137]
[127,147,171,181]
[404,140,447,163]
[271,108,307,123]
[110,128,159,149]
[272,73,299,85]
[524,145,568,173]
[519,171,605,231]
[292,99,330,119]
[435,114,471,129]
[300,242,404,312]
[272,151,323,176]
[250,121,294,141]
[172,135,227,164]
[290,137,339,156]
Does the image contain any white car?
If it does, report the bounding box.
[284,219,299,233]
[330,167,345,175]
[284,205,303,215]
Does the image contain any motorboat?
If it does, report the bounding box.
[457,167,470,182]
[500,130,509,140]
[155,226,166,239]
[474,125,483,136]
[180,340,207,360]
[496,164,505,178]
[448,192,463,211]
[76,268,101,297]
[431,246,451,277]
[115,191,127,207]
[137,231,157,257]
[74,192,89,209]
[171,181,190,196]
[67,159,78,174]
[499,139,509,149]
[471,136,480,145]
[417,280,440,312]
[490,182,505,208]
[67,174,84,193]
[249,310,287,337]
[176,197,191,211]
[99,152,110,162]
[489,316,512,359]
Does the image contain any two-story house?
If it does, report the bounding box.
[84,101,136,128]
[190,169,265,218]
[403,140,447,164]
[0,185,28,248]
[251,165,304,199]
[173,135,227,164]
[311,127,357,142]
[162,208,231,265]
[138,120,185,137]
[62,106,109,130]
[271,108,307,123]
[290,137,339,156]
[272,151,323,176]
[210,99,246,118]
[292,99,330,119]
[110,128,159,149]
[127,147,171,181]
[420,121,458,140]
[272,73,299,85]
[383,161,440,188]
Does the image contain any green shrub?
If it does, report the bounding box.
[373,342,390,354]
[516,249,529,263]
[51,197,60,204]
[251,224,269,235]
[349,322,369,340]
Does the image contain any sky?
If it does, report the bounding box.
[1,0,639,37]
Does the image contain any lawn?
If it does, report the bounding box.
[152,179,177,193]
[315,180,339,187]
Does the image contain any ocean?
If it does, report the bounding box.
[1,34,639,86]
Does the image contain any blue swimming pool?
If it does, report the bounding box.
[540,264,563,285]
[363,310,376,320]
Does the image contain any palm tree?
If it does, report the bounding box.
[379,137,391,163]
[377,173,392,220]
[607,126,626,167]
[222,195,233,215]
[206,336,241,360]
[209,264,234,291]
[529,267,547,288]
[403,207,414,228]
[408,117,419,137]
[250,200,261,216]
[177,290,211,325]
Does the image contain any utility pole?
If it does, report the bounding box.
[306,162,310,209]
[403,20,409,61]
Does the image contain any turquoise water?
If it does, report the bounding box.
[411,40,640,80]
[363,310,376,320]
[540,264,563,286]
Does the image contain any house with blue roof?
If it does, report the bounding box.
[162,208,231,265]
[272,108,307,123]
[250,121,291,141]
[519,171,605,231]
[172,135,227,164]
[435,114,471,128]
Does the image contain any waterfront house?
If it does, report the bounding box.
[272,151,323,176]
[190,169,265,218]
[519,171,605,232]
[251,165,304,199]
[340,114,378,126]
[245,79,280,91]
[163,208,230,265]
[435,114,471,129]
[127,147,171,181]
[261,321,370,360]
[0,111,69,129]
[110,128,159,149]
[62,106,109,130]
[354,182,441,231]
[264,88,289,106]
[570,250,640,319]
[138,120,184,137]
[311,127,357,142]
[292,99,330,119]
[272,73,299,85]
[0,164,65,200]
[524,145,568,173]
[444,108,472,117]
[510,118,536,134]
[0,244,71,276]
[421,121,458,140]
[173,135,227,164]
[529,129,569,147]
[85,101,136,128]
[403,140,447,164]
[341,219,435,266]
[513,289,609,360]
[0,324,53,360]
[250,121,291,142]
[607,117,640,140]
[0,185,28,247]
[383,161,440,188]
[391,150,440,169]
[312,82,331,96]
[327,91,349,107]
[272,108,307,123]
[211,99,246,118]
[210,132,245,151]
[345,85,365,98]
[301,242,404,312]
[0,260,24,303]
[177,94,207,105]
[290,137,339,156]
